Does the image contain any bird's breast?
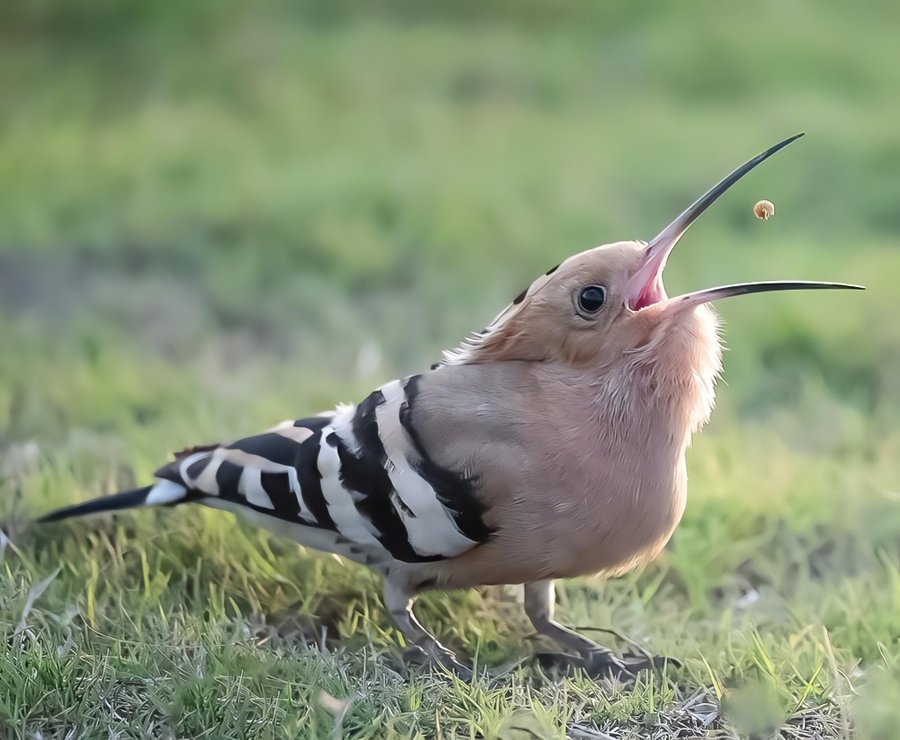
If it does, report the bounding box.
[424,442,689,589]
[527,448,689,580]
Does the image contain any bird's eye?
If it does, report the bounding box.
[577,285,607,314]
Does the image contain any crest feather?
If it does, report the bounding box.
[438,263,562,366]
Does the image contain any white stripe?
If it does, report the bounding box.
[376,379,476,557]
[146,479,187,506]
[267,420,317,444]
[194,451,224,493]
[178,452,209,486]
[239,467,273,509]
[218,448,287,470]
[330,405,361,455]
[317,420,384,549]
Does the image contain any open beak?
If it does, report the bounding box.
[626,133,864,311]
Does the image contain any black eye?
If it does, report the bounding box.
[577,285,607,314]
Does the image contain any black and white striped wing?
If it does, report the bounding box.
[153,376,492,564]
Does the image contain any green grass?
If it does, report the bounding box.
[2,1,900,737]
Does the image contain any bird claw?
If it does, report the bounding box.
[535,649,680,681]
[400,645,473,681]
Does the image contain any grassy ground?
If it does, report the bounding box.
[2,2,900,737]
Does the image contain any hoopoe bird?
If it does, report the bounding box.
[39,134,862,679]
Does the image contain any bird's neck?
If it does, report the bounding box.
[526,312,722,575]
[601,305,723,444]
[521,336,718,576]
[542,307,723,462]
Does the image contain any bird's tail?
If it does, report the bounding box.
[37,479,189,523]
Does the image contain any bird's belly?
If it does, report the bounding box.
[555,509,680,579]
[423,474,687,589]
[549,477,688,579]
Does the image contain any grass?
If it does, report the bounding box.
[2,1,900,737]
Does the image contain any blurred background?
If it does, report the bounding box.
[1,1,899,736]
[2,1,898,435]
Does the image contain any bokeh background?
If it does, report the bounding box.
[1,2,898,737]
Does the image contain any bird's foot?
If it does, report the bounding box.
[401,644,473,681]
[535,648,679,681]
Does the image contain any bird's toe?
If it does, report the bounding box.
[398,645,472,681]
[534,648,678,682]
[580,648,633,681]
[443,656,473,681]
[533,649,625,679]
[620,652,682,674]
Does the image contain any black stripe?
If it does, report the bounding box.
[511,287,528,305]
[260,471,300,518]
[228,433,303,466]
[294,416,331,432]
[294,431,336,530]
[351,391,387,457]
[186,455,210,480]
[215,460,244,501]
[399,375,493,542]
[545,263,560,276]
[37,485,154,522]
[153,460,182,484]
[328,398,441,563]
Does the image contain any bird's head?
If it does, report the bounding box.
[443,134,863,394]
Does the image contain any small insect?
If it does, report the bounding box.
[754,199,775,220]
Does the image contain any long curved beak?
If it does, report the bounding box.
[666,280,863,312]
[625,133,864,310]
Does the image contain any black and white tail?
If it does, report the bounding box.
[37,384,492,565]
[37,480,189,523]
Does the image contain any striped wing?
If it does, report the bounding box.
[154,375,492,564]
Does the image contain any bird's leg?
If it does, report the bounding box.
[382,580,472,680]
[524,580,624,676]
[524,580,672,679]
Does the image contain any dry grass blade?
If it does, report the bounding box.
[15,567,60,635]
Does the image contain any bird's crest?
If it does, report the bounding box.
[440,262,562,366]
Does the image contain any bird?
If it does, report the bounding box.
[38,133,862,680]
